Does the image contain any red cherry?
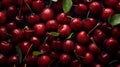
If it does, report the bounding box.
[60,54,71,64]
[83,52,94,64]
[89,43,100,54]
[8,55,19,65]
[0,26,8,40]
[39,43,51,54]
[51,0,62,11]
[6,21,17,32]
[104,0,118,8]
[82,0,94,5]
[51,40,62,51]
[111,27,120,39]
[77,31,89,44]
[63,40,74,52]
[0,11,6,25]
[58,24,71,37]
[0,53,7,65]
[49,51,59,59]
[70,18,83,31]
[30,36,41,48]
[40,8,54,21]
[37,55,51,67]
[46,20,58,31]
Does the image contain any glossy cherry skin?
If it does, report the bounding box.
[92,63,103,67]
[27,14,40,25]
[51,40,62,51]
[56,13,70,24]
[83,52,94,64]
[74,44,86,56]
[97,52,110,64]
[83,18,97,32]
[77,31,89,44]
[11,28,23,42]
[51,0,62,11]
[0,53,7,65]
[111,27,120,39]
[0,41,13,54]
[0,26,8,40]
[63,40,74,52]
[89,1,102,16]
[8,55,19,65]
[58,24,71,37]
[37,55,51,67]
[30,36,41,48]
[6,21,17,32]
[39,43,51,54]
[40,8,54,21]
[70,18,83,31]
[0,11,6,25]
[32,0,45,13]
[46,20,58,31]
[74,3,87,17]
[101,8,114,21]
[18,41,31,55]
[33,23,46,36]
[89,43,100,54]
[104,0,118,8]
[60,54,71,64]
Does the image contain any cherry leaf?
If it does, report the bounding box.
[50,32,59,37]
[62,0,73,13]
[16,46,22,64]
[32,51,43,56]
[52,0,58,2]
[108,14,120,26]
[67,32,74,39]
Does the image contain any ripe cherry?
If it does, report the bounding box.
[6,21,17,32]
[0,11,6,25]
[60,53,71,64]
[83,52,94,64]
[0,26,8,40]
[104,0,118,8]
[46,20,58,31]
[51,40,62,51]
[8,55,19,66]
[49,51,59,59]
[0,53,7,65]
[111,27,120,39]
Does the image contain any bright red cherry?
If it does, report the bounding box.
[83,52,94,64]
[49,51,59,59]
[0,11,6,25]
[92,63,103,67]
[60,54,71,64]
[51,0,62,11]
[63,40,74,52]
[46,20,58,31]
[104,0,118,8]
[6,21,17,32]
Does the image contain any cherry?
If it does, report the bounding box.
[104,0,118,8]
[18,41,31,55]
[40,8,54,21]
[30,36,41,48]
[15,15,24,25]
[37,55,51,67]
[18,0,32,6]
[46,20,58,31]
[111,27,120,39]
[0,11,6,25]
[51,40,62,51]
[0,41,13,54]
[97,52,110,64]
[27,14,40,25]
[51,0,62,11]
[83,52,94,64]
[56,13,70,24]
[92,63,103,67]
[62,40,74,53]
[2,0,12,7]
[83,18,97,32]
[39,43,51,54]
[74,3,87,17]
[0,26,8,40]
[21,5,30,13]
[72,0,81,4]
[6,21,17,32]
[89,1,102,16]
[101,8,114,21]
[89,43,100,54]
[0,53,7,65]
[77,31,89,44]
[116,2,120,12]
[74,44,86,56]
[71,60,82,67]
[60,53,71,64]
[70,18,83,31]
[33,23,46,36]
[32,0,45,13]
[49,51,59,59]
[11,28,23,42]
[58,24,71,37]
[8,55,19,66]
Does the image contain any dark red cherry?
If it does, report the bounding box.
[8,55,19,65]
[0,11,6,25]
[0,53,7,65]
[37,55,51,67]
[63,40,74,52]
[58,24,71,37]
[77,31,89,44]
[60,53,71,64]
[82,0,94,5]
[6,21,17,32]
[89,43,100,54]
[0,26,8,40]
[111,27,120,39]
[83,52,94,64]
[30,36,41,48]
[49,51,59,59]
[51,40,62,51]
[71,60,82,67]
[39,43,51,54]
[46,20,58,31]
[70,18,83,31]
[33,23,46,36]
[40,8,54,21]
[0,41,13,54]
[2,0,12,7]
[92,63,103,67]
[104,0,118,8]
[27,14,40,25]
[51,0,62,11]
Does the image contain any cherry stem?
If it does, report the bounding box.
[43,36,48,45]
[87,23,100,35]
[23,44,33,61]
[13,64,16,67]
[23,0,33,14]
[90,37,96,45]
[74,51,81,61]
[86,10,90,19]
[5,33,12,37]
[24,64,27,67]
[67,16,73,20]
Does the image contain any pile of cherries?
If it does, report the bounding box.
[0,0,120,67]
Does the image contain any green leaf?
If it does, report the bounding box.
[50,32,59,37]
[52,0,58,2]
[62,0,73,13]
[67,32,74,39]
[32,51,43,56]
[16,46,22,64]
[108,14,120,26]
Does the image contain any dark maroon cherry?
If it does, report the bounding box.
[58,24,71,37]
[63,40,74,52]
[2,0,12,7]
[0,26,8,40]
[74,3,87,17]
[83,52,94,64]
[60,53,71,64]
[74,44,86,56]
[6,21,17,32]
[40,8,54,21]
[0,41,13,54]
[39,43,51,54]
[0,53,7,65]
[89,43,100,54]
[101,8,114,21]
[32,0,45,13]
[27,14,40,25]
[46,20,58,31]
[71,60,82,67]
[111,27,120,39]
[30,36,41,48]
[77,31,89,44]
[37,55,51,67]
[104,0,118,8]
[56,13,70,24]
[0,11,6,25]
[33,23,46,36]
[51,40,62,51]
[8,55,19,65]
[51,0,62,11]
[70,18,83,31]
[49,51,59,59]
